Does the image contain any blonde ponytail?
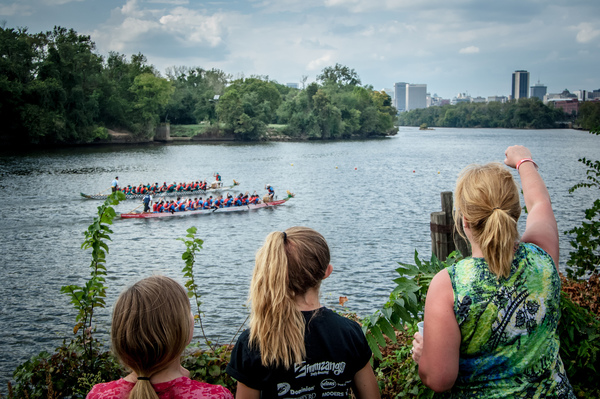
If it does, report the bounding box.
[249,227,330,369]
[454,163,521,278]
[129,380,158,399]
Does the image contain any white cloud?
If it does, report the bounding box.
[459,46,480,54]
[40,0,83,5]
[147,0,189,4]
[574,22,600,43]
[159,7,225,47]
[0,2,33,16]
[306,53,334,71]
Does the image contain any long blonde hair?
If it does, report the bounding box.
[249,226,330,369]
[454,163,521,278]
[111,275,192,399]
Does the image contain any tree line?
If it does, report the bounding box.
[0,26,397,146]
[398,98,600,130]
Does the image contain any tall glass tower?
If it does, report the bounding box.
[512,70,530,100]
[530,81,547,101]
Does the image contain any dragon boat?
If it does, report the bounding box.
[81,181,240,200]
[120,193,294,219]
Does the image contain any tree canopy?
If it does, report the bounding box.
[397,98,567,129]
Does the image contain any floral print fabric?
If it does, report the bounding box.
[444,243,575,398]
[87,376,233,399]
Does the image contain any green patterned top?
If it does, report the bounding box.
[443,243,575,398]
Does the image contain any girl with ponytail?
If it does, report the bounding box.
[411,146,575,398]
[227,226,380,399]
[87,275,233,399]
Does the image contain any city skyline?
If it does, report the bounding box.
[1,0,599,99]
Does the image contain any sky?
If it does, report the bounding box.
[1,0,599,99]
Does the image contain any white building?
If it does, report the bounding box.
[451,93,471,105]
[487,96,508,103]
[406,84,427,111]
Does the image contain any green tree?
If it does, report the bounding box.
[216,77,281,140]
[317,63,362,86]
[163,66,230,124]
[129,73,174,136]
[0,27,35,142]
[578,102,600,131]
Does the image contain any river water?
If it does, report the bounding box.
[0,127,598,386]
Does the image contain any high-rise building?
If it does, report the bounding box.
[286,83,299,89]
[512,70,530,100]
[406,84,427,111]
[530,81,547,101]
[394,82,408,112]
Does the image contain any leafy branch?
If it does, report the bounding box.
[565,126,600,278]
[362,251,461,359]
[178,226,217,352]
[60,191,125,359]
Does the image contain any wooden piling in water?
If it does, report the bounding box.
[430,191,470,260]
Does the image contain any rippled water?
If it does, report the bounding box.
[0,127,598,387]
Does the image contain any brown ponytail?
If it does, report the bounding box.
[249,227,330,368]
[111,276,192,399]
[454,163,521,278]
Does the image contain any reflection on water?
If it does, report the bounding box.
[0,127,599,386]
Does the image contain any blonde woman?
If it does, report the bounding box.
[411,146,575,397]
[226,227,380,399]
[87,275,233,399]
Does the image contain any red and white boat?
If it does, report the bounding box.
[120,195,293,219]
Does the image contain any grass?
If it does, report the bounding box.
[170,123,225,137]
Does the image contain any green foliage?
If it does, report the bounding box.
[374,325,434,399]
[60,191,125,356]
[129,72,174,137]
[11,337,124,399]
[317,63,362,86]
[565,127,600,278]
[558,292,600,393]
[163,66,230,125]
[398,98,565,129]
[181,345,236,393]
[277,66,397,140]
[577,102,600,131]
[363,251,461,359]
[178,226,220,352]
[216,77,281,140]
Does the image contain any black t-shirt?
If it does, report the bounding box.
[226,307,372,398]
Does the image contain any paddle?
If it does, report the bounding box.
[126,203,145,214]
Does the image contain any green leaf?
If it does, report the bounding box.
[377,317,397,343]
[365,333,382,360]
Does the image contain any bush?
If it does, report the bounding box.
[181,345,236,394]
[10,337,124,399]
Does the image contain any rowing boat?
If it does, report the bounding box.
[120,195,293,219]
[81,181,240,200]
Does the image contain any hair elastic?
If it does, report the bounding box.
[282,232,287,242]
[137,377,150,381]
[493,207,500,210]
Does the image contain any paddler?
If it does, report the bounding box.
[112,177,119,193]
[142,193,152,213]
[266,184,274,201]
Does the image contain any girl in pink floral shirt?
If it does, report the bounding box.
[87,275,233,399]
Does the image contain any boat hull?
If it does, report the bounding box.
[120,198,290,219]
